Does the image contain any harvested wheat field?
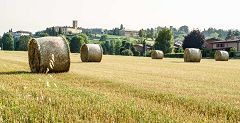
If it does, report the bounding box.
[1,51,240,122]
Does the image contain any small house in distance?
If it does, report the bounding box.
[210,40,240,51]
[122,30,139,37]
[204,38,221,50]
[132,44,153,53]
[12,30,32,39]
[205,37,240,51]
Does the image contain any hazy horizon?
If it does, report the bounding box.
[1,0,240,35]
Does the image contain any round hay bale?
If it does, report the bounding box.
[151,50,164,59]
[28,36,70,73]
[215,50,229,61]
[184,48,202,62]
[80,44,103,62]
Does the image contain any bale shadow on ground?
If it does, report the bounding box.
[0,71,31,75]
[71,61,101,64]
[168,61,185,63]
[167,61,202,64]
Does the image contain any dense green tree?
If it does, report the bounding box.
[154,28,174,53]
[138,29,147,56]
[35,31,48,37]
[226,30,234,40]
[233,30,240,36]
[131,46,140,56]
[182,30,205,50]
[46,27,58,36]
[113,28,120,35]
[2,33,14,50]
[178,25,189,34]
[101,40,114,55]
[121,41,126,47]
[225,30,240,39]
[79,33,89,43]
[174,34,185,41]
[70,35,88,53]
[70,36,81,53]
[124,42,132,49]
[99,34,108,41]
[202,28,228,40]
[146,28,155,40]
[209,32,219,39]
[110,40,115,55]
[17,35,31,51]
[138,29,146,38]
[114,40,121,55]
[171,27,178,35]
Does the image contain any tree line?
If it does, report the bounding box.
[0,33,31,51]
[0,28,216,56]
[1,25,239,57]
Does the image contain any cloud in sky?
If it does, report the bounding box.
[0,0,240,35]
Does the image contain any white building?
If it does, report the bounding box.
[46,20,82,35]
[12,31,32,39]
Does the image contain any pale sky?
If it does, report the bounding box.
[0,0,240,35]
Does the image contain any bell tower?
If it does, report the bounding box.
[73,20,78,29]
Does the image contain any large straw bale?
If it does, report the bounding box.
[151,50,164,59]
[184,48,202,62]
[80,44,103,62]
[215,50,229,61]
[28,36,70,73]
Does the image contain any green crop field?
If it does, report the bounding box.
[1,51,240,122]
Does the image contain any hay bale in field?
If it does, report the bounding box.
[80,44,103,62]
[184,48,202,62]
[215,50,229,61]
[28,36,70,73]
[151,50,164,59]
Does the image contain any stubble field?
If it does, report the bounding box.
[1,51,240,122]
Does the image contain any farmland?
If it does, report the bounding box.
[1,51,240,122]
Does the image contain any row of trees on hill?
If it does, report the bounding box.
[139,27,205,54]
[0,26,235,57]
[139,26,240,41]
[100,40,142,56]
[0,33,32,51]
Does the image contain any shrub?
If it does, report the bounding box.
[229,47,237,57]
[131,47,140,56]
[174,47,184,53]
[202,49,214,58]
[133,51,140,56]
[164,53,184,58]
[145,50,152,57]
[121,49,133,56]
